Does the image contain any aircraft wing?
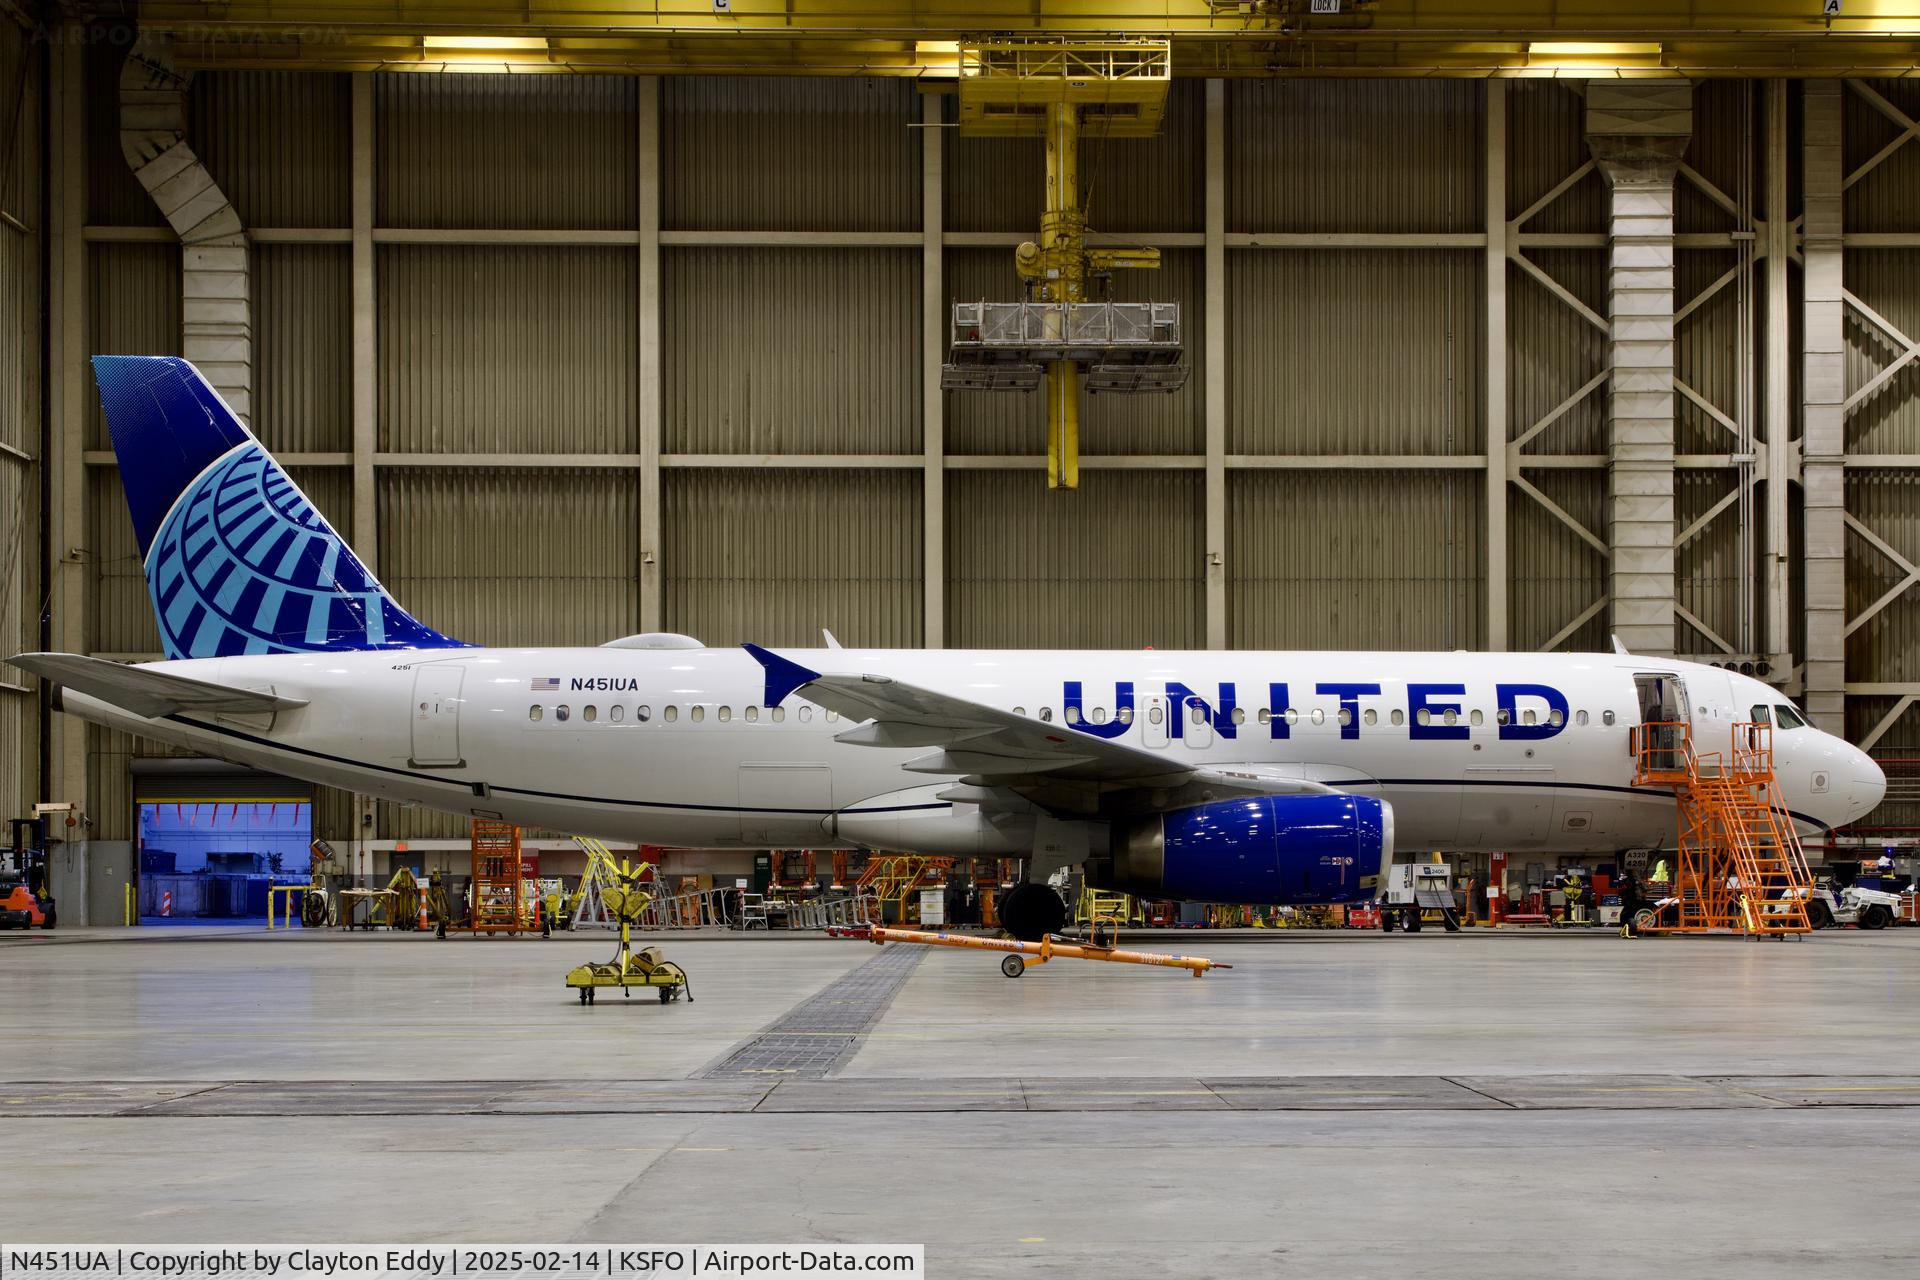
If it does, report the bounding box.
[743,644,1336,815]
[6,652,308,720]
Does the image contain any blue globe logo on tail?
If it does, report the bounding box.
[92,355,463,660]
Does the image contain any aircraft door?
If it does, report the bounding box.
[1632,673,1688,771]
[410,665,465,768]
[1181,696,1214,749]
[1141,695,1170,748]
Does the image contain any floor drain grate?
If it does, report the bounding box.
[701,944,925,1079]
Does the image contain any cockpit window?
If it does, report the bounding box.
[1773,704,1808,731]
[1749,705,1771,726]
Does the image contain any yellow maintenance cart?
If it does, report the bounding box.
[563,853,691,1006]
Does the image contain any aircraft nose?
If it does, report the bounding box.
[1845,745,1887,823]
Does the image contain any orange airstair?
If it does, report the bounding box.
[470,819,528,935]
[1631,720,1815,936]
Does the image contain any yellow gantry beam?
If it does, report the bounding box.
[136,2,1920,76]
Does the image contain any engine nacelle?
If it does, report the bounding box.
[830,785,1035,856]
[1103,794,1393,904]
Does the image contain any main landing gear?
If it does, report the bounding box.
[998,882,1068,942]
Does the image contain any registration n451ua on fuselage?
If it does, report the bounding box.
[10,356,1886,940]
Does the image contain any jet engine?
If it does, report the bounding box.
[1099,794,1393,904]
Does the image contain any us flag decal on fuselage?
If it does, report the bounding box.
[530,677,560,691]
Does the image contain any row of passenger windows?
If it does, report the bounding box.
[527,701,1613,729]
[529,703,841,724]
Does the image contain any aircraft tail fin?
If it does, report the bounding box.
[90,355,464,660]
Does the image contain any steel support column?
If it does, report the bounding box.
[349,73,377,880]
[1486,80,1510,651]
[1589,84,1692,658]
[1763,79,1795,673]
[47,32,87,830]
[1204,78,1227,649]
[638,77,663,632]
[921,89,945,648]
[1802,81,1847,730]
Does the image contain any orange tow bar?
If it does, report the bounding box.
[827,925,1231,979]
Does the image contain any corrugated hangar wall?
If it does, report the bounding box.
[45,53,1920,843]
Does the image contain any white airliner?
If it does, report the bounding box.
[10,357,1886,938]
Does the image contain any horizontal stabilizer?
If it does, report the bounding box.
[7,652,307,720]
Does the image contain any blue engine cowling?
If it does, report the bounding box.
[1103,794,1394,904]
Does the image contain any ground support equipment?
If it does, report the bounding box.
[563,853,691,1006]
[826,924,1230,979]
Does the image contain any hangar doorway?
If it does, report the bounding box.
[132,762,315,924]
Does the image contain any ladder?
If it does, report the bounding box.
[1632,721,1815,935]
[469,820,526,935]
[1076,886,1139,929]
[854,853,953,923]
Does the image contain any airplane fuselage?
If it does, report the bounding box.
[62,647,1882,857]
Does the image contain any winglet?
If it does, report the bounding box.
[742,643,822,706]
[822,628,843,650]
[1611,633,1630,656]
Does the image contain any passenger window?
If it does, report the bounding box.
[611,705,624,723]
[799,706,812,722]
[772,706,786,722]
[1497,709,1510,726]
[1118,706,1133,725]
[1284,708,1299,726]
[1603,710,1616,726]
[1575,710,1588,727]
[827,710,839,722]
[1524,709,1538,725]
[1416,709,1432,727]
[663,705,678,723]
[1012,706,1026,717]
[1041,707,1054,723]
[745,706,759,722]
[1443,709,1458,726]
[1310,709,1325,726]
[691,705,706,723]
[718,706,731,723]
[555,705,571,723]
[1148,705,1163,726]
[528,705,543,722]
[1549,709,1564,727]
[584,705,597,723]
[1191,704,1206,726]
[638,704,651,722]
[1338,708,1352,727]
[1258,709,1272,725]
[1470,709,1484,727]
[1391,709,1405,727]
[1065,706,1082,724]
[1363,709,1377,726]
[1231,707,1246,726]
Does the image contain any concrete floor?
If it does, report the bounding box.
[5,926,1920,1277]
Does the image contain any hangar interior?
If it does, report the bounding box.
[1,5,1919,922]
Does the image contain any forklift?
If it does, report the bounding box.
[0,817,56,930]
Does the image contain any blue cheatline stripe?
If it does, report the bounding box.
[146,714,1836,833]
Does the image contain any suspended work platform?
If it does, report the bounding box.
[941,301,1186,393]
[1631,721,1816,936]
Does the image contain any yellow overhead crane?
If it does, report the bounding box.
[142,4,1920,78]
[942,38,1183,489]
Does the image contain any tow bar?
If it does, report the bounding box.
[826,924,1231,979]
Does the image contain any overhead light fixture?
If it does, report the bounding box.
[422,35,549,51]
[1529,42,1662,58]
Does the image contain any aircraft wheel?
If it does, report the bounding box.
[999,883,1067,943]
[1001,954,1026,979]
